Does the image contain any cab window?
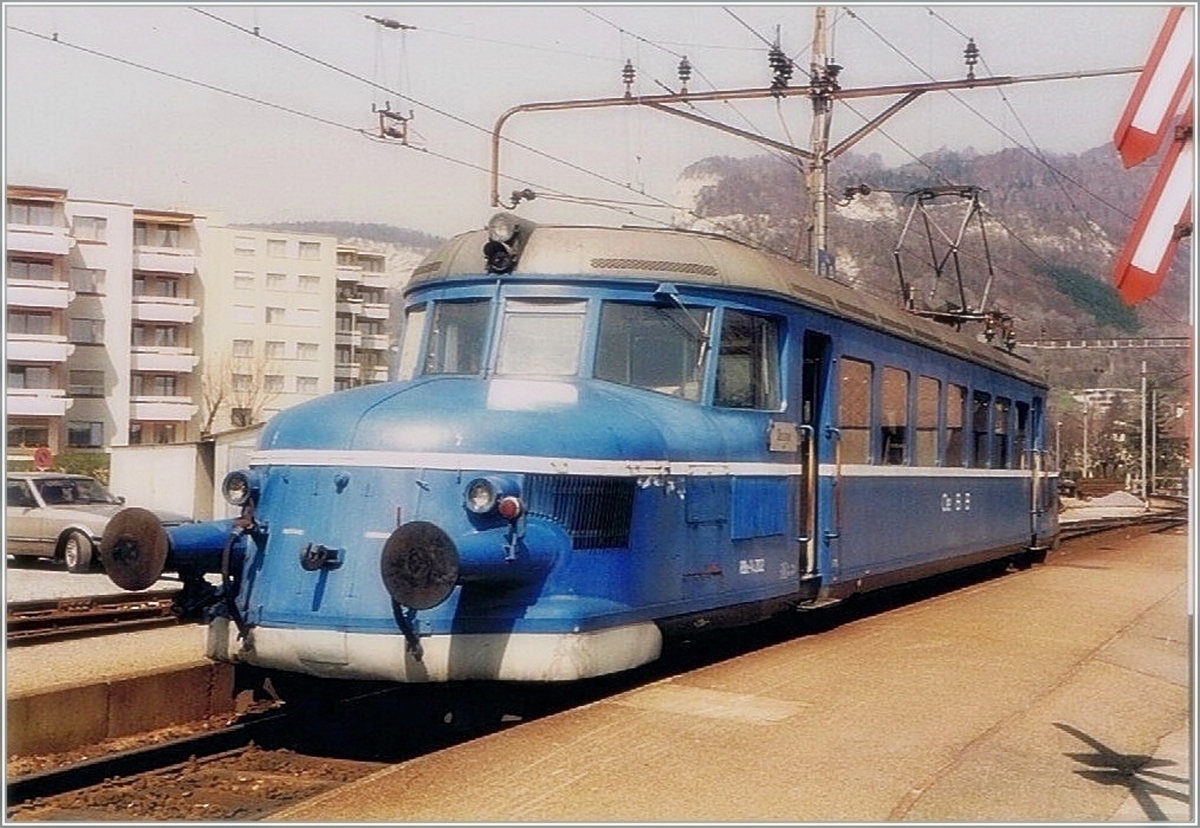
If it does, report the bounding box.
[423,300,490,375]
[596,301,711,401]
[495,299,587,377]
[715,310,781,410]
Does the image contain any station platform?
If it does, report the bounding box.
[5,624,231,758]
[270,526,1192,822]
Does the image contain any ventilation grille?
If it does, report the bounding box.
[524,475,636,550]
[590,257,718,277]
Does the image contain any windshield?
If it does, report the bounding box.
[495,299,587,376]
[34,477,120,505]
[423,299,490,375]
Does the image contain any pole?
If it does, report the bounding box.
[809,6,833,276]
[1083,400,1090,478]
[1141,360,1148,506]
[1151,388,1158,495]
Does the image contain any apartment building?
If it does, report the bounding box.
[6,185,397,463]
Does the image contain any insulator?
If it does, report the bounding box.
[622,59,636,88]
[677,56,692,86]
[963,38,980,79]
[768,44,792,90]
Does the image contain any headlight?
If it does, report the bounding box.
[463,476,523,519]
[464,478,497,514]
[487,212,520,243]
[222,470,259,507]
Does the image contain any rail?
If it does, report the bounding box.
[6,589,189,646]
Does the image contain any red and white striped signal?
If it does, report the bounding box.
[1112,6,1194,305]
[1113,103,1193,305]
[1113,6,1194,168]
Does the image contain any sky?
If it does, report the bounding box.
[2,3,1184,239]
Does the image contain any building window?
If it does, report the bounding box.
[67,421,104,448]
[8,422,50,447]
[297,342,319,361]
[7,257,55,281]
[266,272,287,291]
[132,374,177,396]
[69,317,105,345]
[232,339,254,358]
[8,310,53,335]
[265,340,286,359]
[298,241,321,260]
[234,271,255,289]
[361,256,384,273]
[337,251,357,266]
[230,407,251,427]
[235,238,257,257]
[68,370,106,397]
[231,305,255,325]
[129,423,176,445]
[299,274,320,292]
[232,374,254,392]
[294,309,321,327]
[9,364,53,390]
[297,376,319,394]
[267,239,287,258]
[73,215,107,241]
[131,324,177,347]
[264,374,285,393]
[837,357,873,464]
[7,200,56,226]
[265,307,286,324]
[134,222,179,247]
[69,267,105,294]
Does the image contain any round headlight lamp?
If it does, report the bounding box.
[464,478,498,514]
[222,469,259,507]
[487,212,520,243]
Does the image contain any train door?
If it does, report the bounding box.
[798,331,831,578]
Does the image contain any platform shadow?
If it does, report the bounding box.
[1054,722,1190,821]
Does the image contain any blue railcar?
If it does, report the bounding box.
[100,213,1058,684]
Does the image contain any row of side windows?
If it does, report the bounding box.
[838,356,1032,468]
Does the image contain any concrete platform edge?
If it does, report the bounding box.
[6,663,235,757]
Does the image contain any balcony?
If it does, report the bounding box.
[361,273,390,290]
[365,365,390,383]
[361,333,390,351]
[7,281,75,310]
[336,330,363,348]
[336,299,364,315]
[130,348,199,373]
[6,337,74,363]
[132,297,200,324]
[134,246,196,275]
[361,302,391,321]
[334,363,361,381]
[7,223,71,256]
[336,265,363,286]
[6,388,72,417]
[129,396,199,421]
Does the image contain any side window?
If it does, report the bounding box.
[993,397,1012,469]
[972,391,992,468]
[837,357,872,463]
[8,480,36,508]
[916,376,940,466]
[596,302,711,401]
[881,367,909,465]
[715,310,781,410]
[1014,401,1030,469]
[396,305,426,381]
[946,384,967,466]
[424,300,490,375]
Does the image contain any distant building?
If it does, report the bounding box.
[5,184,398,465]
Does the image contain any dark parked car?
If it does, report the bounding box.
[6,472,191,573]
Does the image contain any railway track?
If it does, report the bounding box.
[6,589,189,646]
[6,507,1187,819]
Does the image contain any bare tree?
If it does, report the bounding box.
[199,348,282,434]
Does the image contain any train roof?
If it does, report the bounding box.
[408,220,1047,387]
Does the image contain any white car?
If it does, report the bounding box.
[6,472,191,573]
